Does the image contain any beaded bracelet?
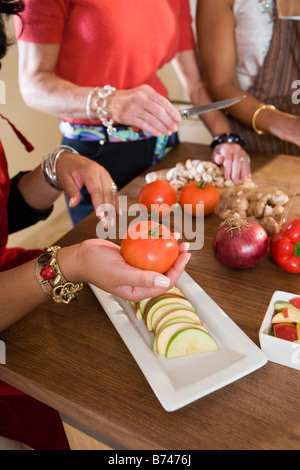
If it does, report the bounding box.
[42,145,79,191]
[86,85,117,136]
[210,133,246,150]
[36,246,83,304]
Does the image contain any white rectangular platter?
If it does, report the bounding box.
[89,271,267,412]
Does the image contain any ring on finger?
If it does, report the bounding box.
[111,182,118,193]
[240,155,251,164]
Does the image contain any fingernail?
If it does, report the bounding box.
[185,253,191,265]
[98,210,105,219]
[154,277,170,287]
[69,197,76,208]
[181,242,190,252]
[96,207,103,218]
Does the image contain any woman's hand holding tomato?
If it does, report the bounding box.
[71,237,190,303]
[138,180,177,216]
[179,180,220,217]
[120,220,180,273]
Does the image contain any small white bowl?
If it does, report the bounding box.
[259,291,300,371]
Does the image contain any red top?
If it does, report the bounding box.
[15,0,195,97]
[0,117,69,449]
[0,115,40,271]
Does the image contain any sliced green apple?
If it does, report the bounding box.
[274,301,298,313]
[135,287,184,320]
[154,309,201,335]
[146,297,195,331]
[156,322,208,356]
[153,316,207,351]
[165,327,219,358]
[136,297,151,320]
[144,292,187,320]
[272,307,300,324]
[135,308,143,320]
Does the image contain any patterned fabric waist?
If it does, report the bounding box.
[59,121,178,161]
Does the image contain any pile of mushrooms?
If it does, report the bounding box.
[162,159,232,190]
[215,188,290,236]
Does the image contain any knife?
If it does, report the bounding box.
[179,95,246,118]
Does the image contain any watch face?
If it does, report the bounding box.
[276,0,300,19]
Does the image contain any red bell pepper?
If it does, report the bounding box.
[270,219,300,273]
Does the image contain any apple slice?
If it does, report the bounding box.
[136,297,151,320]
[153,316,207,351]
[297,323,300,341]
[290,298,300,310]
[156,322,208,356]
[165,328,219,358]
[273,323,298,343]
[135,286,184,320]
[154,309,202,335]
[146,297,195,331]
[144,291,187,320]
[274,301,297,313]
[272,307,300,324]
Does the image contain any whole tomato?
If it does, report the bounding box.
[138,180,177,216]
[120,220,179,273]
[269,219,300,273]
[179,180,220,216]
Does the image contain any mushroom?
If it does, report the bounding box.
[224,179,234,187]
[229,196,249,212]
[260,216,280,236]
[214,176,225,188]
[218,209,247,221]
[272,205,285,222]
[247,201,256,217]
[253,201,267,219]
[268,190,290,206]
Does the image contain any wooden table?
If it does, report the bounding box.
[1,143,300,450]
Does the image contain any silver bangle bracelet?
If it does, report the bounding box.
[42,145,79,191]
[86,85,117,136]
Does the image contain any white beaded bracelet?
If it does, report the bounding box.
[86,85,117,136]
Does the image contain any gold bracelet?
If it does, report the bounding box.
[36,246,83,304]
[252,104,276,135]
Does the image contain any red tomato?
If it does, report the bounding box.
[138,180,177,216]
[120,220,179,273]
[179,181,220,217]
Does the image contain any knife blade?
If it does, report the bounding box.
[179,96,246,118]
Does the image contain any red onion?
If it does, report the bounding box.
[212,218,269,269]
